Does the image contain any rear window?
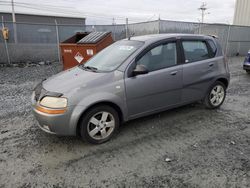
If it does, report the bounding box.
[182,41,210,63]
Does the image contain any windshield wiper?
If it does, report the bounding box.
[80,65,98,72]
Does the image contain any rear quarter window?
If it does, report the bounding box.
[207,40,217,57]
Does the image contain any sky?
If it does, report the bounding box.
[0,0,236,25]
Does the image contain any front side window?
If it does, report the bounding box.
[182,41,210,63]
[137,42,177,72]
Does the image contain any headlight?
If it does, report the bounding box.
[40,96,67,109]
[31,91,35,101]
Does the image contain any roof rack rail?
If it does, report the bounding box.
[208,35,218,39]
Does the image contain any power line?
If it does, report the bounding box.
[0,1,138,19]
[0,0,166,16]
[0,0,73,9]
[198,2,210,23]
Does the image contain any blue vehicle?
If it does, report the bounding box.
[243,51,250,74]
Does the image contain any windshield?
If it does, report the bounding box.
[80,40,144,72]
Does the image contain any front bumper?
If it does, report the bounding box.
[243,62,250,70]
[31,87,78,136]
[32,105,74,135]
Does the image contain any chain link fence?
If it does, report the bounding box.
[0,19,250,63]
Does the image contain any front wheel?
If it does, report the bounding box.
[204,81,226,109]
[80,105,120,144]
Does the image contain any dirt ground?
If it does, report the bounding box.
[0,57,249,188]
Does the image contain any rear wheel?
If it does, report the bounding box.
[204,81,226,109]
[246,70,250,74]
[80,105,119,144]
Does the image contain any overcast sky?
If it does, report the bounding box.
[0,0,236,24]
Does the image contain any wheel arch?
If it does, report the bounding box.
[217,77,229,88]
[76,101,124,136]
[203,77,229,101]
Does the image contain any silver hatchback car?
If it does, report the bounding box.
[32,34,230,144]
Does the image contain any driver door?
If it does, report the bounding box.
[125,41,183,118]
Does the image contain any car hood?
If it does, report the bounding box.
[42,67,110,94]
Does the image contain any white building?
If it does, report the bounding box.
[233,0,250,26]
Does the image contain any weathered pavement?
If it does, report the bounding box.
[0,57,249,187]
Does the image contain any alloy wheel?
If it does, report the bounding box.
[87,111,115,140]
[209,85,225,107]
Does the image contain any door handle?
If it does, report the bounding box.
[209,63,214,67]
[170,71,178,75]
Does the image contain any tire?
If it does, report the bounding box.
[204,81,226,109]
[80,105,120,144]
[246,70,250,74]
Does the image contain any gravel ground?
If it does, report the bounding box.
[0,57,249,188]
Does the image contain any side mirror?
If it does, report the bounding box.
[132,64,149,76]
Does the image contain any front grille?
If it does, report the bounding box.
[243,65,250,70]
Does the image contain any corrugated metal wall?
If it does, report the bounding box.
[233,0,250,26]
[84,25,126,41]
[128,21,160,36]
[160,20,199,34]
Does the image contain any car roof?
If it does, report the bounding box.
[124,33,214,43]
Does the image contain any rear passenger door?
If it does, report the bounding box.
[181,39,217,102]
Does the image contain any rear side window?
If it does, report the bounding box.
[182,41,210,63]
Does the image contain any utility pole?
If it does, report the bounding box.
[225,24,231,57]
[112,18,116,41]
[158,14,161,34]
[55,19,61,63]
[11,0,16,23]
[11,0,18,43]
[198,2,208,23]
[125,18,129,38]
[112,18,116,25]
[2,16,11,64]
